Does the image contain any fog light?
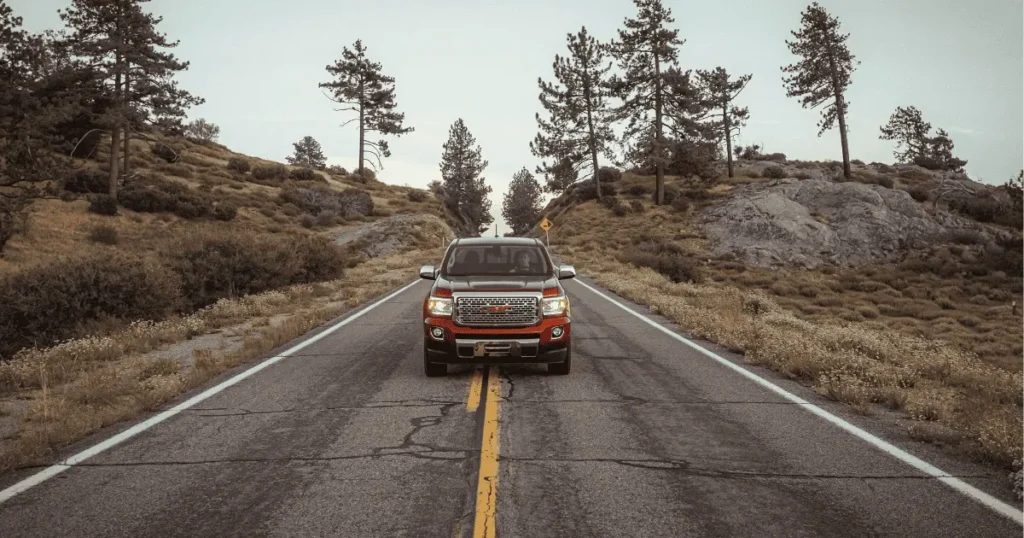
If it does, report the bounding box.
[430,326,445,340]
[551,326,564,339]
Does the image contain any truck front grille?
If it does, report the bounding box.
[455,296,539,326]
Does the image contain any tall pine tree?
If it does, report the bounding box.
[440,119,492,235]
[695,67,751,178]
[60,0,200,195]
[286,136,327,170]
[781,2,857,179]
[530,27,615,198]
[501,168,543,236]
[608,0,684,205]
[320,40,413,179]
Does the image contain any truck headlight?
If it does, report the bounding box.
[542,296,568,317]
[426,297,453,317]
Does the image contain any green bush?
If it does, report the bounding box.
[227,157,251,173]
[353,168,376,182]
[907,186,930,202]
[315,211,338,227]
[0,252,181,359]
[794,172,813,180]
[213,203,238,221]
[763,165,786,179]
[88,194,118,216]
[598,167,623,184]
[251,164,288,181]
[118,184,176,213]
[407,189,428,202]
[327,165,348,176]
[289,167,319,181]
[952,197,999,223]
[117,180,213,220]
[612,204,628,217]
[164,232,345,309]
[599,195,620,210]
[875,175,895,189]
[87,225,119,245]
[575,181,618,201]
[64,169,109,194]
[299,214,316,228]
[671,197,691,212]
[630,200,644,213]
[628,184,650,196]
[621,237,701,284]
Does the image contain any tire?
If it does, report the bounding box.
[548,345,571,375]
[424,346,447,377]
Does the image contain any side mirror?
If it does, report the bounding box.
[558,264,576,280]
[419,265,436,280]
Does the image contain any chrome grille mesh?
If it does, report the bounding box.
[455,296,539,326]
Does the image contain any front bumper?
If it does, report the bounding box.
[424,316,570,364]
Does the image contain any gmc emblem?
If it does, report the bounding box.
[488,305,511,314]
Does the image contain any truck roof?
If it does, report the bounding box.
[451,237,542,246]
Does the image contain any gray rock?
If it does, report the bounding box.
[700,179,985,268]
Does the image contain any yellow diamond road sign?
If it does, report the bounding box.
[540,218,552,231]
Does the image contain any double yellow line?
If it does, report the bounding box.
[466,367,501,538]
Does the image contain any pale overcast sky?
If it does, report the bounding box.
[14,0,1023,235]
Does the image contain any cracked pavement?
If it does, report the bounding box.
[0,279,1020,537]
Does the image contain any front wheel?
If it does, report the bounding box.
[548,346,571,375]
[424,346,446,377]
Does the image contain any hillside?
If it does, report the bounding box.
[0,132,457,472]
[537,159,1023,486]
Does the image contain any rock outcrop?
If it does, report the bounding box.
[700,178,987,268]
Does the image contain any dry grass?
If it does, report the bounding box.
[0,247,442,472]
[561,246,1022,470]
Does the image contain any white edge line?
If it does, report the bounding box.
[571,278,1024,525]
[0,279,423,505]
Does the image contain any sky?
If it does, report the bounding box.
[14,0,1024,236]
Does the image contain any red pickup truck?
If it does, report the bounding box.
[419,237,576,376]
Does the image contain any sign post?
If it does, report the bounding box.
[539,217,552,245]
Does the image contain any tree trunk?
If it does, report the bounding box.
[357,80,365,178]
[122,69,131,181]
[829,55,851,180]
[584,78,601,200]
[723,101,734,178]
[653,54,665,205]
[109,67,121,197]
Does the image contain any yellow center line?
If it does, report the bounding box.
[473,366,501,538]
[466,367,484,412]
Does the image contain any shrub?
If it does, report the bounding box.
[87,225,118,245]
[64,169,109,194]
[164,232,345,309]
[794,172,813,180]
[622,238,701,283]
[161,163,194,179]
[875,175,895,189]
[289,167,319,181]
[118,184,176,213]
[152,143,179,163]
[0,252,180,359]
[227,157,251,173]
[630,200,644,213]
[763,165,786,179]
[599,195,620,210]
[574,181,617,201]
[671,197,691,212]
[660,184,681,204]
[353,168,376,182]
[953,197,999,223]
[746,169,761,179]
[299,214,316,228]
[761,152,787,162]
[628,184,650,196]
[213,203,238,221]
[907,186,930,202]
[613,204,628,217]
[327,165,348,176]
[251,164,288,181]
[315,211,338,227]
[173,197,211,219]
[597,167,623,184]
[851,159,865,165]
[87,194,118,216]
[407,189,428,202]
[117,180,212,220]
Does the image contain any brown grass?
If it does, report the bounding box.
[0,247,441,472]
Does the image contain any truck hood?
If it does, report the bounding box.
[438,275,559,292]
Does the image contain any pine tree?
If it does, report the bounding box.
[501,168,543,236]
[608,0,684,205]
[530,27,615,198]
[922,128,966,173]
[320,39,413,179]
[440,119,492,234]
[286,136,327,170]
[878,106,931,164]
[781,2,858,179]
[60,0,201,195]
[184,118,219,143]
[695,67,751,178]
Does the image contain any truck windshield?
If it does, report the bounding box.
[443,245,551,277]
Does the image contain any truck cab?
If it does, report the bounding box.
[419,237,575,376]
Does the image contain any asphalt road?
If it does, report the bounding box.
[0,278,1020,537]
